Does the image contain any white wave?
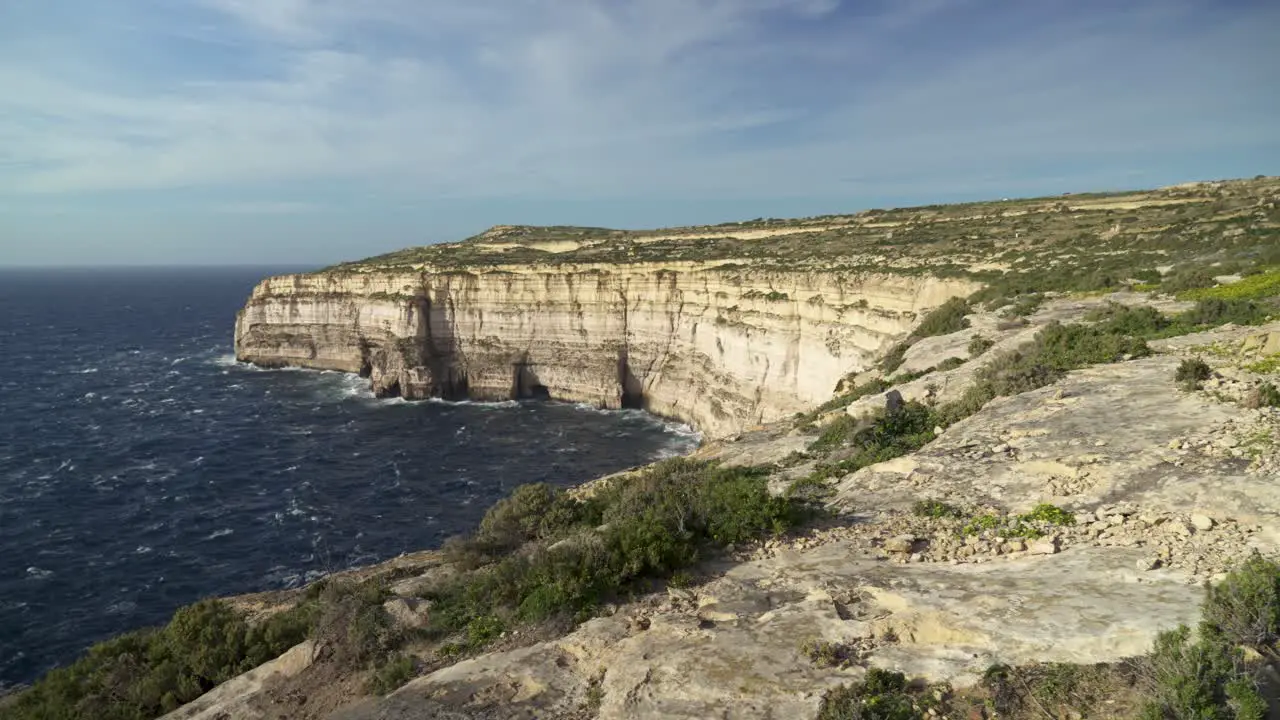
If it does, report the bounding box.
[106,600,138,615]
[25,566,52,579]
[135,545,153,554]
[77,367,99,374]
[204,528,234,540]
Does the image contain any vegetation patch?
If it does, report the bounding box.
[817,668,938,720]
[4,598,316,720]
[879,298,972,375]
[967,335,995,357]
[1180,267,1280,302]
[1244,355,1280,375]
[960,504,1074,540]
[913,499,963,519]
[423,459,810,649]
[1244,382,1280,409]
[1175,358,1213,390]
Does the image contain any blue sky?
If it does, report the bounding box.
[1,0,1277,266]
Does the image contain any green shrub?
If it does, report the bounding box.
[6,599,314,720]
[801,639,852,668]
[1180,267,1280,301]
[805,378,892,418]
[935,357,965,372]
[914,297,971,338]
[913,500,963,519]
[367,654,417,695]
[1162,266,1218,294]
[1021,504,1076,526]
[1244,382,1280,409]
[1175,358,1212,390]
[477,483,593,548]
[1200,552,1280,648]
[424,460,806,645]
[810,415,864,453]
[786,474,836,502]
[1140,626,1263,720]
[818,668,923,720]
[967,335,995,357]
[1085,302,1173,336]
[960,505,1072,539]
[1181,299,1268,327]
[880,342,909,374]
[1000,293,1044,318]
[315,580,398,668]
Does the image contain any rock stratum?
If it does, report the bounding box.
[235,265,978,437]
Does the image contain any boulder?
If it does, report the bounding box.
[1030,538,1060,555]
[884,535,917,554]
[383,597,431,629]
[1190,514,1215,532]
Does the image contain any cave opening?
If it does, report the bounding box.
[512,358,552,401]
[617,350,646,410]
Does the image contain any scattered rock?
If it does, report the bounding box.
[383,597,430,629]
[884,535,917,554]
[1030,538,1060,555]
[1190,514,1215,532]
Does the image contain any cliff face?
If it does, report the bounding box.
[235,262,978,437]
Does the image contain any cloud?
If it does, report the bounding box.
[0,0,1276,204]
[215,201,318,214]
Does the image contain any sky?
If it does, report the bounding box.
[1,0,1277,267]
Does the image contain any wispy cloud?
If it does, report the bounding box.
[0,0,1277,264]
[215,201,318,214]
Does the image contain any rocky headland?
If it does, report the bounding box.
[6,176,1280,720]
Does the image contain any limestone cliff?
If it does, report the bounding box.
[235,262,978,437]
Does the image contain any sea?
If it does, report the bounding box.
[0,267,700,691]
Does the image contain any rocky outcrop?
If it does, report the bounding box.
[235,262,978,437]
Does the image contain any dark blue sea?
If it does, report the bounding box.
[0,267,699,690]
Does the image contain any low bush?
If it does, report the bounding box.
[1200,551,1280,649]
[6,599,315,720]
[366,654,417,695]
[979,662,1146,720]
[1175,358,1212,390]
[1180,267,1280,302]
[961,505,1074,539]
[423,460,807,645]
[1162,266,1218,294]
[1243,382,1280,409]
[967,335,995,357]
[803,378,892,420]
[1182,298,1269,327]
[1140,626,1265,720]
[913,499,963,519]
[818,668,930,720]
[999,293,1045,318]
[880,343,909,374]
[800,639,858,669]
[939,321,1151,424]
[314,579,399,669]
[914,297,971,338]
[879,298,973,375]
[808,402,939,480]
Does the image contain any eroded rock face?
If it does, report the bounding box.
[235,264,978,437]
[332,321,1280,720]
